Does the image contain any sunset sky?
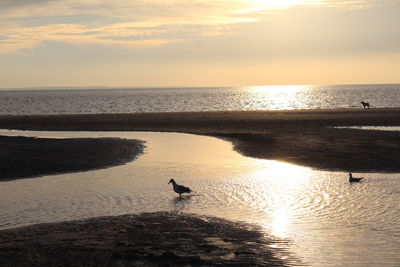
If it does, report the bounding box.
[0,0,399,88]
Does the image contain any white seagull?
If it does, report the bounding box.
[349,173,364,183]
[168,179,192,198]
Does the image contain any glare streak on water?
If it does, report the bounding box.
[336,126,400,131]
[0,84,400,115]
[0,130,399,266]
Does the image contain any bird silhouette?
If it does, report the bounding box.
[349,173,364,183]
[168,179,192,198]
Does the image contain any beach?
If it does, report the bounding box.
[1,108,400,173]
[3,0,400,263]
[1,108,400,266]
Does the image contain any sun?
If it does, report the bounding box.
[247,0,316,9]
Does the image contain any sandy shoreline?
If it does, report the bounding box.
[1,108,400,172]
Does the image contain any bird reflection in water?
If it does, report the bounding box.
[172,195,193,211]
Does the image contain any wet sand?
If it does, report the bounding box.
[1,108,400,172]
[0,212,295,266]
[0,136,144,181]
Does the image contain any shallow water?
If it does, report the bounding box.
[336,126,400,131]
[0,130,399,266]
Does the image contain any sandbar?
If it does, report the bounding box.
[1,108,400,172]
[0,135,144,181]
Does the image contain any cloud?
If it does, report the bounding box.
[0,0,396,19]
[0,0,244,19]
[0,0,258,53]
[0,17,248,53]
[319,0,397,9]
[0,0,397,53]
[0,23,170,53]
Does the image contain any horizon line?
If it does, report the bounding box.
[1,82,400,91]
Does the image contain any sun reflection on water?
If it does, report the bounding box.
[249,85,308,93]
[271,208,291,238]
[249,160,313,238]
[244,85,309,110]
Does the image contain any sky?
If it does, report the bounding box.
[0,0,399,88]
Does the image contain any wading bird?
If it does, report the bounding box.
[168,179,192,198]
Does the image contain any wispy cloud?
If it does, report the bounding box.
[0,0,396,53]
[0,0,394,19]
[0,18,253,53]
[0,0,261,52]
[319,0,397,9]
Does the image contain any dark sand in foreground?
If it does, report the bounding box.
[0,212,295,266]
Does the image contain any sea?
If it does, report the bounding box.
[0,83,400,115]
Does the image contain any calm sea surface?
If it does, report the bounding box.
[1,84,400,115]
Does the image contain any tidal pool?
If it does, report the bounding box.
[0,130,399,266]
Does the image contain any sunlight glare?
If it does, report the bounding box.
[246,0,318,9]
[267,0,306,8]
[271,208,291,237]
[250,161,313,238]
[250,85,307,93]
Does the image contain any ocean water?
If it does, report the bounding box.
[0,84,399,115]
[0,130,399,266]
